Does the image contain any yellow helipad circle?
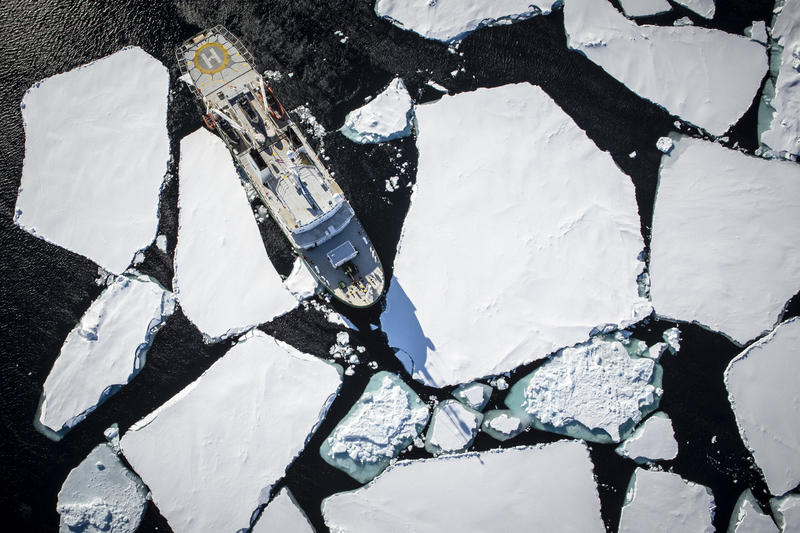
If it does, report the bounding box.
[193,42,230,75]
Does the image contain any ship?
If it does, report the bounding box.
[176,26,385,308]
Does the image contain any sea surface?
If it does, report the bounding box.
[0,1,793,532]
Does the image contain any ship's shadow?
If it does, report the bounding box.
[383,278,437,384]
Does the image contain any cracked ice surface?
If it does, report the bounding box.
[37,274,173,439]
[564,0,766,136]
[322,441,605,532]
[650,136,800,345]
[725,317,800,496]
[120,331,342,533]
[615,412,678,464]
[380,83,650,388]
[173,129,297,341]
[505,336,662,443]
[14,47,169,274]
[374,0,560,43]
[341,77,414,144]
[619,468,715,533]
[284,257,319,301]
[729,490,779,533]
[57,443,148,533]
[320,372,429,483]
[424,399,482,454]
[252,488,314,533]
[617,0,671,18]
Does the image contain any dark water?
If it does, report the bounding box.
[0,0,793,532]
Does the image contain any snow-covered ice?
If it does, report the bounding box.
[173,128,297,341]
[615,412,678,464]
[618,0,671,18]
[380,83,650,388]
[618,468,715,533]
[155,234,167,253]
[284,257,319,301]
[656,136,674,153]
[674,16,694,26]
[322,441,605,532]
[320,371,429,483]
[37,274,173,439]
[725,317,800,496]
[747,21,769,45]
[650,136,800,345]
[120,331,342,533]
[481,409,526,441]
[662,327,681,353]
[374,0,560,43]
[341,77,413,144]
[14,47,169,274]
[452,382,491,411]
[252,488,314,533]
[424,399,482,454]
[675,0,716,19]
[564,0,766,136]
[729,489,779,533]
[505,335,663,443]
[645,342,668,360]
[57,443,148,533]
[771,493,800,531]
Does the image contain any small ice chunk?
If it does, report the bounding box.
[481,409,527,441]
[155,234,167,253]
[618,0,672,18]
[251,488,314,533]
[619,468,715,532]
[615,412,678,464]
[103,424,120,453]
[341,78,414,144]
[725,317,800,496]
[629,150,637,158]
[425,399,482,454]
[57,443,148,533]
[770,493,800,531]
[674,0,716,19]
[746,21,768,45]
[426,79,448,92]
[662,327,681,354]
[452,382,492,411]
[284,257,319,301]
[656,136,674,153]
[385,175,400,192]
[729,489,779,533]
[674,16,694,26]
[320,372,429,483]
[646,342,668,360]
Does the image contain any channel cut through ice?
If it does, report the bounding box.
[340,77,414,144]
[380,83,650,388]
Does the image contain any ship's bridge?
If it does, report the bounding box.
[176,26,256,99]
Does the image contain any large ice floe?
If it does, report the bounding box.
[424,399,482,455]
[319,371,429,483]
[771,493,800,531]
[564,0,766,136]
[173,128,297,341]
[252,488,314,533]
[340,77,414,144]
[57,443,148,533]
[649,136,800,345]
[729,489,779,533]
[322,441,605,532]
[37,275,173,440]
[380,83,650,388]
[617,0,672,18]
[14,47,169,274]
[615,411,678,464]
[725,317,800,496]
[760,0,800,159]
[505,335,662,443]
[374,0,560,43]
[675,0,716,19]
[618,468,715,533]
[120,331,342,533]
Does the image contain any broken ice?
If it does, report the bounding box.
[728,489,779,533]
[251,488,314,533]
[617,0,671,18]
[451,382,491,411]
[481,410,526,441]
[424,399,482,454]
[615,412,678,464]
[341,77,414,144]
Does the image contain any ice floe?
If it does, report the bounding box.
[252,488,314,533]
[729,489,779,533]
[505,335,663,443]
[173,128,297,341]
[615,412,678,464]
[37,274,173,439]
[675,0,716,19]
[14,47,169,274]
[618,468,715,533]
[481,409,526,441]
[662,327,681,354]
[725,317,800,496]
[374,0,559,43]
[747,21,769,45]
[320,371,429,483]
[341,77,414,144]
[771,493,800,531]
[322,441,605,532]
[452,382,491,411]
[564,0,766,136]
[424,399,482,454]
[284,257,319,301]
[650,136,800,345]
[120,331,342,533]
[618,0,672,18]
[656,136,674,153]
[57,443,148,533]
[380,83,650,388]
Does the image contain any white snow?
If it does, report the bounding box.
[618,468,715,533]
[650,136,800,345]
[14,47,169,274]
[482,410,526,441]
[322,441,605,532]
[173,128,297,341]
[675,0,716,19]
[760,0,800,159]
[725,317,800,496]
[120,331,342,533]
[374,0,560,43]
[252,488,314,533]
[57,443,148,533]
[341,77,414,144]
[656,136,674,153]
[729,489,779,533]
[505,336,662,443]
[747,21,769,45]
[618,0,672,18]
[452,382,491,411]
[564,0,767,136]
[771,493,800,531]
[320,372,429,483]
[615,412,678,464]
[424,399,482,454]
[646,342,668,360]
[380,83,650,388]
[155,234,167,253]
[284,257,319,301]
[663,327,681,353]
[37,274,173,439]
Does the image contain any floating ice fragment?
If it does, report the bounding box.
[674,16,694,26]
[662,327,681,354]
[746,21,769,45]
[155,234,167,253]
[104,424,120,453]
[729,489,779,533]
[618,0,672,18]
[424,399,482,454]
[252,488,314,533]
[675,0,716,19]
[770,493,800,531]
[481,409,527,441]
[615,412,678,464]
[452,382,492,411]
[284,257,319,301]
[646,342,668,360]
[341,78,414,144]
[656,136,674,153]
